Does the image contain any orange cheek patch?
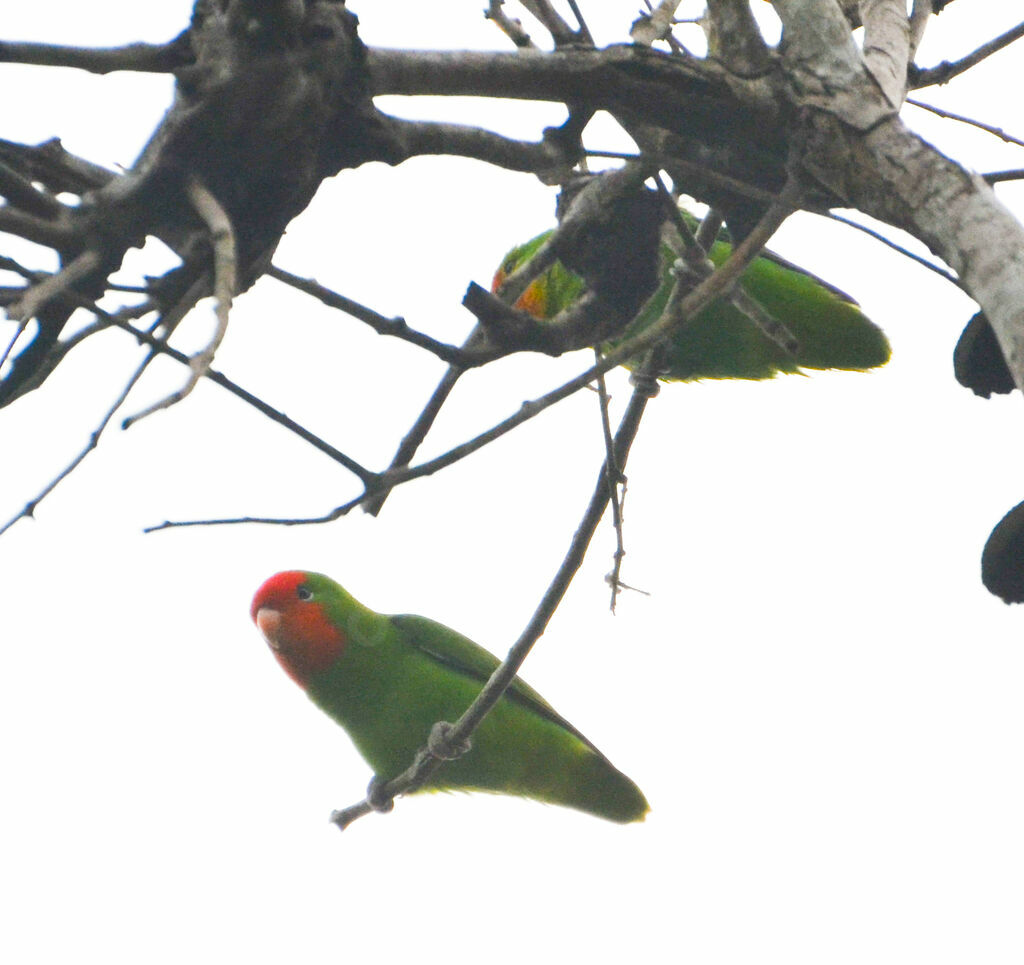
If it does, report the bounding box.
[493,268,546,320]
[514,282,547,319]
[262,604,347,689]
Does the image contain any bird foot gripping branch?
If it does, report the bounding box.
[363,777,396,814]
[425,721,472,761]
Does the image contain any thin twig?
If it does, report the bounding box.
[911,20,1024,88]
[366,164,651,517]
[519,0,583,46]
[151,176,802,532]
[631,1,684,46]
[0,157,68,218]
[267,265,470,366]
[98,313,376,483]
[9,250,102,322]
[907,97,1024,150]
[564,0,595,46]
[824,211,959,284]
[985,169,1024,185]
[656,175,799,357]
[0,323,27,373]
[330,354,662,830]
[593,351,628,613]
[485,0,537,48]
[361,358,468,516]
[124,177,237,425]
[0,347,158,536]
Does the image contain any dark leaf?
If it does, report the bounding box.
[982,500,1024,604]
[953,311,1015,398]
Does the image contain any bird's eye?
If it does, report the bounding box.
[296,586,313,601]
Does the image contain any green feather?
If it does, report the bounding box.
[303,573,648,823]
[496,220,891,381]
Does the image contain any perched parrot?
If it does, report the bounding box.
[492,224,891,381]
[251,571,649,823]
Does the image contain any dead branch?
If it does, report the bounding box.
[266,266,471,366]
[486,1,536,49]
[911,20,1024,88]
[907,98,1024,150]
[125,176,237,424]
[0,34,191,74]
[148,173,801,532]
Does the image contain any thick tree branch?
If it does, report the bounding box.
[776,0,1024,391]
[859,0,911,107]
[366,47,780,152]
[382,116,577,181]
[0,34,191,74]
[704,0,773,76]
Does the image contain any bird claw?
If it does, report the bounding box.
[427,721,471,761]
[365,776,395,813]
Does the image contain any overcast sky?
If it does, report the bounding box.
[3,3,1024,963]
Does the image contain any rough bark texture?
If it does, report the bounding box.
[1,0,1022,396]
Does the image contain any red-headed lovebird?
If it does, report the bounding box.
[251,571,649,823]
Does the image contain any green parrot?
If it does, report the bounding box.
[251,571,649,823]
[491,224,891,381]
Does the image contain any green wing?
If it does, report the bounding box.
[495,218,891,381]
[389,613,604,755]
[615,239,890,380]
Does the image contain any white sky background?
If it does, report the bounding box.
[2,2,1023,962]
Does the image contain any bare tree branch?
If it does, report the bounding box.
[381,115,577,181]
[704,0,773,76]
[0,35,190,74]
[911,20,1024,88]
[907,98,1024,150]
[824,212,958,285]
[859,0,912,107]
[776,0,1024,390]
[267,266,470,366]
[124,177,237,424]
[148,171,802,532]
[0,342,159,536]
[485,1,537,49]
[518,0,589,47]
[630,1,684,47]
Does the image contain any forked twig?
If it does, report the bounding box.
[267,265,469,365]
[912,20,1024,88]
[123,177,236,425]
[149,172,802,532]
[593,353,629,612]
[0,343,158,536]
[8,250,103,323]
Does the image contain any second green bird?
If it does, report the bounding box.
[492,221,891,381]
